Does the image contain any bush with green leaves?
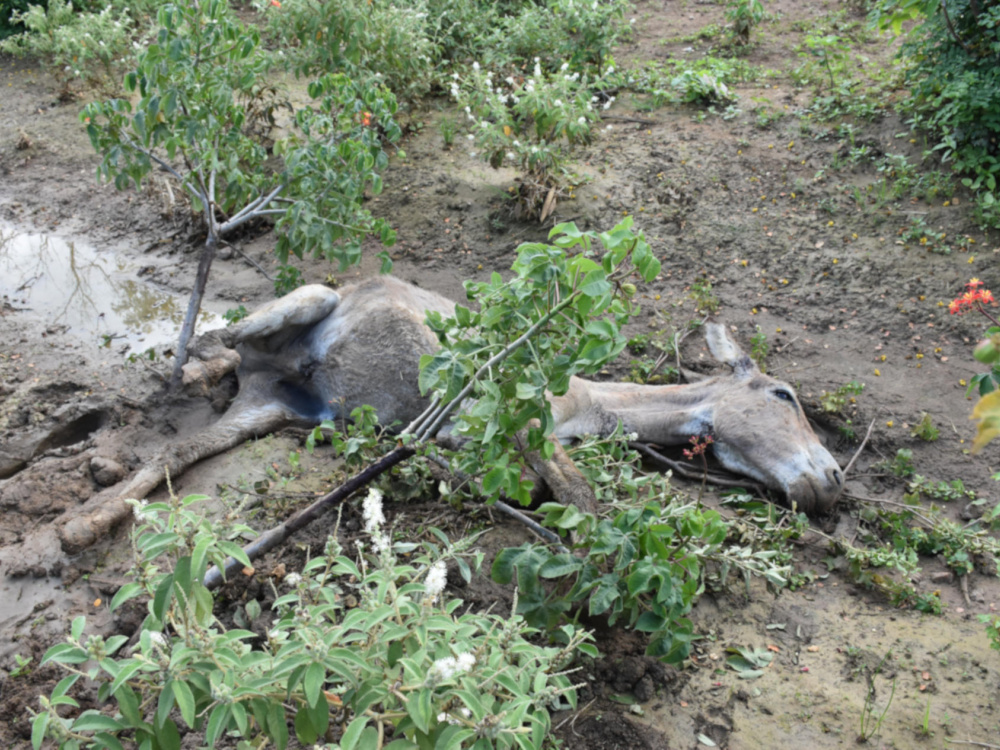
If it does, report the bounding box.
[493,480,793,663]
[0,0,140,93]
[419,219,660,505]
[33,488,594,749]
[873,0,1000,226]
[623,57,755,108]
[81,0,401,383]
[450,60,610,219]
[262,0,437,106]
[485,0,630,74]
[726,0,765,46]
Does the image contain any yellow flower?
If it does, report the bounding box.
[874,369,881,376]
[886,420,894,427]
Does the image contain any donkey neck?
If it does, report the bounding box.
[552,376,730,445]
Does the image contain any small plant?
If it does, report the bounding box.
[222,305,248,325]
[750,325,768,373]
[910,413,939,442]
[819,379,863,414]
[726,0,765,46]
[451,59,608,220]
[858,651,896,742]
[439,116,456,148]
[981,613,1000,652]
[10,653,32,678]
[899,216,951,255]
[689,278,720,315]
[876,448,914,478]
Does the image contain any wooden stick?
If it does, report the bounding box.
[843,417,877,479]
[203,445,415,588]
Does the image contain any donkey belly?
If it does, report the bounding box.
[300,282,448,429]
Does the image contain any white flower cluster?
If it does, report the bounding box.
[362,487,391,553]
[427,652,476,684]
[424,561,447,600]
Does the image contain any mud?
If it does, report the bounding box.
[1,1,1000,747]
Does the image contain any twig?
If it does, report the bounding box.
[553,698,597,732]
[222,240,273,280]
[628,441,768,493]
[946,741,1000,749]
[842,492,937,528]
[203,445,415,588]
[600,114,657,125]
[843,417,876,479]
[960,574,972,607]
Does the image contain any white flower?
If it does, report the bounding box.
[284,572,302,587]
[506,76,515,85]
[561,62,570,72]
[466,133,475,140]
[472,61,480,71]
[467,112,476,121]
[148,632,168,647]
[531,146,539,153]
[428,653,476,684]
[372,531,391,554]
[497,94,508,104]
[506,152,515,160]
[512,139,520,147]
[603,97,615,110]
[606,124,613,130]
[534,62,542,77]
[554,99,563,107]
[525,84,534,93]
[425,561,447,599]
[464,105,471,114]
[362,488,385,533]
[607,65,615,74]
[577,116,587,125]
[452,72,460,79]
[631,17,636,24]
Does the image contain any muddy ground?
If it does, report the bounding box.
[2,1,1000,748]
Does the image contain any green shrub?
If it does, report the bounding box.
[263,0,438,105]
[33,488,594,749]
[874,1,1000,226]
[0,0,137,92]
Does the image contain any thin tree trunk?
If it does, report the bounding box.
[170,234,218,388]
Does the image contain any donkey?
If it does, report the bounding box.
[58,276,843,552]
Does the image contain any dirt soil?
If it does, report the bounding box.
[2,1,1000,748]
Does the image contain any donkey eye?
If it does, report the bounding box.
[774,390,795,403]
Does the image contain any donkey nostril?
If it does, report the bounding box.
[831,468,844,486]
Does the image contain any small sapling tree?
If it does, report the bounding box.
[81,0,401,386]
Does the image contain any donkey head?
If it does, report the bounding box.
[700,324,843,514]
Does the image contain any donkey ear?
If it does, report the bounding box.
[704,323,758,379]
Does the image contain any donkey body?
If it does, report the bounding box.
[58,276,843,552]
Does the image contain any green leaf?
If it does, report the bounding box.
[341,715,370,750]
[172,680,196,728]
[31,713,49,750]
[205,705,232,747]
[406,688,434,734]
[303,662,326,706]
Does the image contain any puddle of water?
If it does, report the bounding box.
[0,223,220,352]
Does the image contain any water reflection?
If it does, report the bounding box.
[0,223,219,350]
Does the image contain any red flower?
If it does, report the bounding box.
[270,0,281,7]
[949,279,996,316]
[361,111,372,127]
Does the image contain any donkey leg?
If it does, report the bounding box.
[183,286,342,393]
[516,426,598,515]
[58,401,294,553]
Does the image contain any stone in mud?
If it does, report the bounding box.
[90,456,126,487]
